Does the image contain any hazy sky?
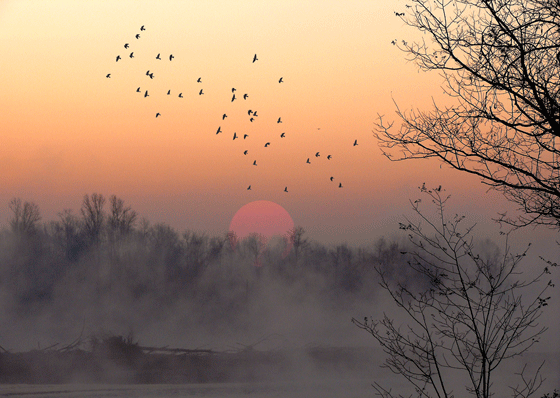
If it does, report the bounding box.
[0,0,557,252]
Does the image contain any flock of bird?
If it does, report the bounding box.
[107,25,359,193]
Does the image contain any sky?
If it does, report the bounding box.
[0,0,558,255]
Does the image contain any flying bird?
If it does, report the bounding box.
[199,89,204,95]
[167,90,171,95]
[169,54,174,61]
[244,150,248,155]
[330,176,334,181]
[129,52,134,58]
[156,53,161,60]
[231,94,236,102]
[124,43,129,49]
[155,113,161,118]
[116,55,121,62]
[264,142,270,147]
[136,87,141,92]
[140,25,145,31]
[178,93,183,98]
[233,132,237,140]
[339,183,343,188]
[248,110,252,115]
[253,111,258,116]
[249,117,254,122]
[146,70,150,75]
[223,114,227,120]
[144,90,149,97]
[252,54,258,63]
[106,73,111,78]
[243,94,248,100]
[280,132,285,138]
[284,187,288,192]
[216,126,222,134]
[253,160,257,166]
[353,139,358,146]
[279,77,283,83]
[315,152,320,157]
[327,155,332,160]
[244,134,249,139]
[197,77,202,83]
[247,185,251,190]
[277,117,282,123]
[149,73,154,79]
[306,158,310,164]
[232,88,236,92]
[135,34,140,39]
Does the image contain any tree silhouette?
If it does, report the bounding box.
[375,0,560,229]
[8,198,41,236]
[353,186,555,398]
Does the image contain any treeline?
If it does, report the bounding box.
[0,194,429,328]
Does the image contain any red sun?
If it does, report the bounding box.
[229,200,294,264]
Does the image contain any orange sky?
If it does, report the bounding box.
[0,0,556,252]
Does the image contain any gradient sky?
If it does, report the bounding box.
[0,0,557,256]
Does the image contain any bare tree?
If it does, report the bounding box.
[375,0,560,229]
[8,198,41,236]
[353,186,555,398]
[107,195,137,237]
[80,193,106,246]
[288,226,309,265]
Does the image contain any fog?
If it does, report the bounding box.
[0,194,558,396]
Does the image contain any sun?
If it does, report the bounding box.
[229,200,294,263]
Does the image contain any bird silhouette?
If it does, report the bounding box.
[146,70,150,76]
[136,87,141,92]
[169,54,174,61]
[249,117,254,122]
[247,185,251,190]
[253,111,258,116]
[253,54,258,63]
[306,158,310,164]
[248,110,253,115]
[330,177,334,181]
[199,89,204,95]
[279,77,283,83]
[116,55,121,62]
[243,94,248,100]
[233,132,238,140]
[315,152,320,157]
[216,126,222,134]
[140,25,145,31]
[124,43,129,49]
[144,90,149,97]
[167,90,171,95]
[327,155,332,160]
[149,73,154,79]
[231,94,236,102]
[277,117,282,123]
[106,73,111,78]
[135,34,140,39]
[280,132,285,138]
[284,187,288,192]
[353,139,358,146]
[129,52,134,58]
[232,88,236,93]
[156,53,161,60]
[223,114,227,120]
[178,93,183,98]
[244,150,248,155]
[244,134,249,139]
[253,160,257,166]
[264,142,270,147]
[339,183,343,188]
[156,113,161,118]
[197,77,202,83]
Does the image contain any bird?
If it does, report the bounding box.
[216,126,222,134]
[279,77,283,83]
[252,54,258,62]
[136,87,141,92]
[253,111,258,116]
[264,142,270,147]
[284,187,288,192]
[135,34,140,39]
[140,25,145,31]
[330,177,334,181]
[277,117,282,123]
[106,73,111,78]
[339,183,343,188]
[233,132,237,140]
[353,139,358,146]
[144,90,149,97]
[197,77,202,83]
[167,90,171,95]
[247,185,251,190]
[244,134,249,139]
[169,54,174,61]
[249,117,254,122]
[124,43,129,49]
[146,70,150,76]
[178,93,183,98]
[155,113,161,118]
[199,89,204,95]
[156,53,161,60]
[231,94,236,102]
[243,94,248,100]
[280,132,285,138]
[248,110,253,115]
[253,160,257,165]
[149,73,154,79]
[391,39,397,45]
[223,114,227,120]
[116,55,121,62]
[306,158,310,164]
[129,52,134,58]
[315,152,320,157]
[327,155,332,160]
[232,88,236,93]
[243,150,248,155]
